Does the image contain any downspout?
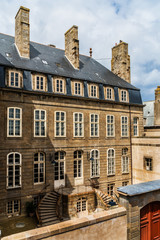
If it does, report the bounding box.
[129,105,133,184]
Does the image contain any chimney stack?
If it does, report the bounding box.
[15,6,30,58]
[89,48,92,57]
[65,25,79,69]
[111,41,130,83]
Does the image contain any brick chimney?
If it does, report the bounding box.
[111,41,130,83]
[15,6,30,58]
[65,25,79,69]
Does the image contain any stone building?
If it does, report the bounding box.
[0,6,143,225]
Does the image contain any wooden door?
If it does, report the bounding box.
[140,202,160,240]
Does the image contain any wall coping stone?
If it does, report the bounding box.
[2,207,126,240]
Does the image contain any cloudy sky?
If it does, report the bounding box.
[1,0,160,101]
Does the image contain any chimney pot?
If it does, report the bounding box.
[89,48,92,57]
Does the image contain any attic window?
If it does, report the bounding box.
[42,60,48,65]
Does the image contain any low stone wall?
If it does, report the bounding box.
[2,207,127,240]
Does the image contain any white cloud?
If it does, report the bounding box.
[0,0,160,101]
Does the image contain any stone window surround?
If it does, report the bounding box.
[107,148,115,176]
[88,83,99,98]
[73,112,84,137]
[32,73,47,92]
[105,86,114,100]
[7,152,22,189]
[34,152,45,184]
[106,115,115,137]
[122,148,129,174]
[144,157,152,171]
[6,199,20,216]
[121,116,128,137]
[90,113,99,137]
[8,70,21,88]
[53,77,66,94]
[133,117,139,136]
[119,89,128,102]
[7,107,22,137]
[34,109,47,137]
[90,149,100,178]
[54,111,66,137]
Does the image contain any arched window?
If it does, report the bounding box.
[7,153,21,188]
[107,149,115,175]
[90,150,100,177]
[122,148,129,173]
[34,152,45,184]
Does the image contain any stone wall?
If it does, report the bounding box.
[2,207,127,240]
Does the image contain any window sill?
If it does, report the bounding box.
[105,136,115,139]
[90,176,100,179]
[107,174,115,177]
[72,137,85,140]
[122,172,129,175]
[53,137,67,140]
[7,186,21,190]
[89,137,99,139]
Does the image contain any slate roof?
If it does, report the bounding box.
[0,33,138,90]
[118,180,160,196]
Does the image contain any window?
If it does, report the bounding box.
[9,71,20,88]
[106,115,115,137]
[107,183,115,196]
[90,114,99,137]
[73,113,83,137]
[74,151,82,178]
[107,149,115,175]
[122,181,128,186]
[90,150,100,177]
[144,158,152,171]
[133,117,138,136]
[90,85,97,98]
[121,116,128,137]
[74,82,82,96]
[55,111,66,137]
[106,87,114,100]
[121,90,127,102]
[122,148,129,173]
[34,110,46,137]
[54,152,65,181]
[55,79,64,93]
[7,200,20,215]
[34,153,45,184]
[8,107,22,137]
[77,197,87,213]
[36,76,45,91]
[7,153,21,188]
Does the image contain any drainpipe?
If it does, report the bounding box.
[129,105,133,184]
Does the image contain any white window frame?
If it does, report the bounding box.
[122,148,129,173]
[34,109,46,137]
[73,113,84,137]
[106,115,115,137]
[55,79,65,93]
[7,107,22,137]
[7,200,20,215]
[55,111,66,137]
[9,71,20,88]
[74,151,83,185]
[90,149,100,178]
[7,152,21,189]
[74,82,82,96]
[90,85,98,98]
[121,116,128,137]
[106,87,114,100]
[35,75,45,91]
[90,114,99,137]
[107,149,115,176]
[34,152,45,184]
[54,151,65,189]
[133,117,139,136]
[77,197,87,213]
[121,90,128,102]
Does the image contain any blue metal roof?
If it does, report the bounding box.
[118,180,160,196]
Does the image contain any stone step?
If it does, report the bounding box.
[42,220,60,226]
[40,212,57,217]
[41,217,59,223]
[41,215,57,221]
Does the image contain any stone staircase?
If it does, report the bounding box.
[95,189,113,208]
[37,191,61,226]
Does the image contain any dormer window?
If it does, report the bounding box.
[36,76,44,90]
[74,82,81,95]
[120,89,128,102]
[89,84,98,98]
[106,87,114,100]
[32,74,47,91]
[8,70,22,88]
[55,79,64,93]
